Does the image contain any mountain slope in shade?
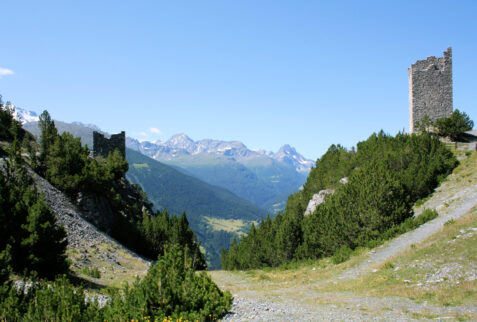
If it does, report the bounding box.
[126,148,267,223]
[127,134,312,213]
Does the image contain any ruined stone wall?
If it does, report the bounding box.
[409,47,453,133]
[93,131,126,158]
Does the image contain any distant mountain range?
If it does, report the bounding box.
[128,134,313,174]
[14,105,314,213]
[127,134,313,213]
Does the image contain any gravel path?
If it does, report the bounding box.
[221,294,477,321]
[339,185,477,280]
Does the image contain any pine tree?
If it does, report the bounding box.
[37,110,58,175]
[435,109,474,141]
[0,137,69,279]
[20,195,68,278]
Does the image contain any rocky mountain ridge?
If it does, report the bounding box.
[12,106,313,174]
[127,133,313,174]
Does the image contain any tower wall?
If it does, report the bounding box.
[409,47,453,133]
[93,131,126,158]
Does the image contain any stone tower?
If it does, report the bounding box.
[93,131,126,158]
[409,47,453,133]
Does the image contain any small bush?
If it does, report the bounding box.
[0,276,100,321]
[416,209,438,225]
[80,266,101,279]
[103,245,232,320]
[332,245,352,264]
[415,195,432,208]
[383,262,395,269]
[444,219,456,226]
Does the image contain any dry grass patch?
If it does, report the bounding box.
[68,241,149,289]
[204,216,256,236]
[210,247,372,295]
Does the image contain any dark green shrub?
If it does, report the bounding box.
[80,266,101,279]
[383,262,395,269]
[103,244,232,320]
[332,245,352,264]
[0,276,100,321]
[444,219,456,226]
[434,109,473,141]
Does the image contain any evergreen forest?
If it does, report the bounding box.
[221,131,458,270]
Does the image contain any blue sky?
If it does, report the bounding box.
[1,1,476,160]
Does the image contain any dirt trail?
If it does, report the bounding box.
[338,144,477,280]
[339,184,477,280]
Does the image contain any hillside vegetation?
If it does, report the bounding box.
[211,149,477,321]
[24,120,268,269]
[222,131,458,270]
[1,102,232,320]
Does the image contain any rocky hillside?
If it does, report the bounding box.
[29,166,150,287]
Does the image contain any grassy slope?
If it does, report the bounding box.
[210,149,477,319]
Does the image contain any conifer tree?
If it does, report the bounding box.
[0,137,69,279]
[435,109,474,141]
[37,110,58,175]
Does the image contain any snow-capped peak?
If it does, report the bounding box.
[272,144,314,173]
[166,133,196,151]
[7,105,40,124]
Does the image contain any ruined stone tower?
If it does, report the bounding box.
[93,131,126,158]
[409,47,453,133]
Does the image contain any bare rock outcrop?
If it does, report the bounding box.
[304,177,349,216]
[304,189,334,215]
[76,192,115,234]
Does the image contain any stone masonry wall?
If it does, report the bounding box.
[409,47,453,133]
[93,131,126,158]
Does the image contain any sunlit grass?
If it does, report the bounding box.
[204,216,257,236]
